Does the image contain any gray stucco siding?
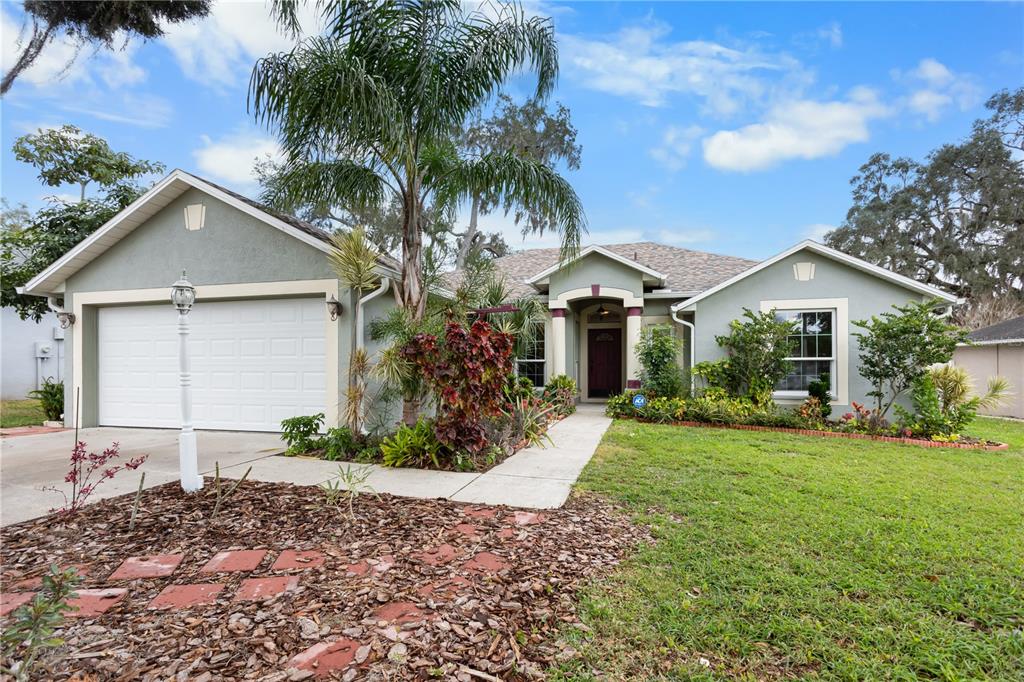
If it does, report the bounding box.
[547,252,644,300]
[688,251,927,413]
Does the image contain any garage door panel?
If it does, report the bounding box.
[98,298,327,431]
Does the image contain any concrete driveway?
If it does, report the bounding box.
[1,428,285,526]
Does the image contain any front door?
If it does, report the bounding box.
[588,328,622,398]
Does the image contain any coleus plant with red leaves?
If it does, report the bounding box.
[403,318,515,454]
[43,441,148,514]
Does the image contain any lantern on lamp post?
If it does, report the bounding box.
[171,271,202,492]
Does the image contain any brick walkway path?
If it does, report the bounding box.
[0,507,547,678]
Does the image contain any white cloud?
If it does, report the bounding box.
[818,22,843,49]
[192,129,281,187]
[802,223,836,242]
[649,125,704,171]
[561,20,809,114]
[895,58,981,122]
[702,87,890,172]
[97,46,146,88]
[63,93,173,129]
[162,1,321,88]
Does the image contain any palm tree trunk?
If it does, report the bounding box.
[400,181,425,426]
[347,289,360,433]
[455,193,481,269]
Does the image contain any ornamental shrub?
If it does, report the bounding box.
[280,413,325,455]
[714,308,797,403]
[853,299,969,418]
[28,377,63,421]
[542,374,577,416]
[636,324,686,397]
[403,318,515,454]
[807,373,832,419]
[379,418,443,468]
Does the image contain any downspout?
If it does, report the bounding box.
[356,278,390,350]
[671,306,696,394]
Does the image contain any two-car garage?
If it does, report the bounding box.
[97,297,327,432]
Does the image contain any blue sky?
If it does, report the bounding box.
[2,1,1021,260]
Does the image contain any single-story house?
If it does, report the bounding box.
[21,169,957,432]
[953,315,1024,419]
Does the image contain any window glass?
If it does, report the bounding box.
[516,324,545,388]
[774,310,835,392]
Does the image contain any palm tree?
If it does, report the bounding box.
[250,0,585,324]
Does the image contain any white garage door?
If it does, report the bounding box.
[98,298,327,431]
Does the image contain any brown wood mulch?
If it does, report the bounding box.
[0,480,651,680]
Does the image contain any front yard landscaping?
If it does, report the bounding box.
[0,480,648,679]
[557,416,1024,680]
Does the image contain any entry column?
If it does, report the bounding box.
[550,308,566,377]
[625,307,642,389]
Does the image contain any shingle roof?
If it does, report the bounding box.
[967,315,1024,343]
[444,242,758,299]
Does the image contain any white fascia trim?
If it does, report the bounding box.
[526,245,666,286]
[25,169,394,296]
[760,297,849,406]
[673,240,957,312]
[25,172,184,295]
[959,338,1024,346]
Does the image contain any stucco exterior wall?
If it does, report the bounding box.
[547,253,644,300]
[61,189,350,428]
[953,344,1024,419]
[1,309,65,401]
[687,251,927,413]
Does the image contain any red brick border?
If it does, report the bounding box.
[624,417,1009,451]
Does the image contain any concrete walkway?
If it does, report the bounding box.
[220,403,612,509]
[1,405,611,525]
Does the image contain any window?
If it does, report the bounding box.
[516,325,545,388]
[774,310,834,394]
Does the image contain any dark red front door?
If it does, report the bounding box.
[588,328,622,398]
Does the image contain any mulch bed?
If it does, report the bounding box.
[0,479,651,680]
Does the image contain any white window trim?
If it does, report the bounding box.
[760,298,848,405]
[515,323,546,387]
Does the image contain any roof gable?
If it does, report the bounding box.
[526,245,666,288]
[673,240,958,311]
[23,170,398,296]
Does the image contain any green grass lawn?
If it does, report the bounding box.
[0,399,46,428]
[559,417,1024,680]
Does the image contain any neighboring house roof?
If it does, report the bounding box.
[22,169,401,296]
[445,242,757,299]
[674,240,959,311]
[966,315,1024,345]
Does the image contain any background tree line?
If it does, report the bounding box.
[826,87,1024,329]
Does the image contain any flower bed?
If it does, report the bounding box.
[607,392,1008,451]
[619,416,1009,451]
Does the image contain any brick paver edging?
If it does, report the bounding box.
[623,417,1009,451]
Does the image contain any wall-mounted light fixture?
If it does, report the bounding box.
[326,295,343,321]
[184,203,206,231]
[56,310,76,329]
[793,262,816,281]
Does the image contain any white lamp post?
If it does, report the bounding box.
[171,271,203,492]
